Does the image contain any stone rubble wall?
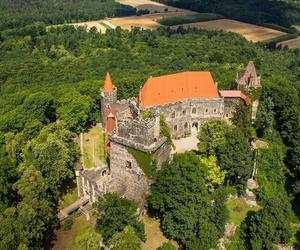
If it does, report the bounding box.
[110,141,152,203]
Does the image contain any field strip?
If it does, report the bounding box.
[171,19,287,42]
[279,36,300,49]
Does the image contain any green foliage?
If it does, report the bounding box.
[0,0,136,31]
[231,103,252,139]
[22,122,78,195]
[199,155,226,192]
[240,197,292,249]
[160,115,174,149]
[158,13,224,26]
[0,166,54,249]
[127,147,156,178]
[142,110,155,120]
[157,241,176,250]
[197,119,230,156]
[57,90,96,133]
[109,225,142,250]
[61,218,73,231]
[93,193,145,244]
[216,128,253,192]
[155,0,300,27]
[148,152,228,249]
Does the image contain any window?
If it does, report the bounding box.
[192,107,196,114]
[174,125,177,131]
[182,110,186,115]
[171,112,175,118]
[126,161,132,169]
[184,122,188,129]
[205,109,208,113]
[214,109,217,113]
[225,114,229,118]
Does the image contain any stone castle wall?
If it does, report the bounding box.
[116,116,160,146]
[100,88,117,127]
[146,98,224,139]
[110,141,152,203]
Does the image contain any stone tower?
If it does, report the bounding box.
[100,72,117,129]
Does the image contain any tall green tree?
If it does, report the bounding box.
[93,193,145,244]
[148,152,228,249]
[109,225,142,250]
[216,128,253,192]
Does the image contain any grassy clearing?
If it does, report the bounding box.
[226,198,260,226]
[141,214,178,250]
[59,187,78,210]
[83,125,106,168]
[158,13,224,26]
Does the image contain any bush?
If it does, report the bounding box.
[157,241,176,250]
[61,218,73,231]
[158,13,224,26]
[262,23,297,34]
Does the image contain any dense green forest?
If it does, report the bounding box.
[0,14,300,249]
[0,0,135,31]
[155,0,300,28]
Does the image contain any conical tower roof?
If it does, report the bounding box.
[103,72,114,92]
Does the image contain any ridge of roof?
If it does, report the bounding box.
[141,71,220,108]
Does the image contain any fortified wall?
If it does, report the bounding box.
[76,62,259,205]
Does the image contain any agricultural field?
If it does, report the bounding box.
[172,19,287,42]
[279,36,300,49]
[109,10,194,30]
[117,0,183,13]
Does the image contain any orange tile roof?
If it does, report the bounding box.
[103,72,115,92]
[141,72,220,108]
[219,90,251,106]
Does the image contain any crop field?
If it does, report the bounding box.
[117,0,183,13]
[109,11,194,30]
[172,19,287,42]
[279,36,300,48]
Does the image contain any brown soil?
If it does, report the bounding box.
[172,19,287,42]
[279,36,300,49]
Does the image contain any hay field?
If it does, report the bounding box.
[109,11,195,30]
[172,19,287,42]
[117,0,184,13]
[279,36,300,49]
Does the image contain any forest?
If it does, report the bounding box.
[0,2,299,248]
[0,0,135,31]
[155,0,300,28]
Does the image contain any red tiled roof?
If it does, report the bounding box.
[103,72,115,92]
[140,72,220,108]
[219,90,251,106]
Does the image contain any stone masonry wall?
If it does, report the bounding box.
[146,98,224,139]
[110,141,152,203]
[100,88,117,128]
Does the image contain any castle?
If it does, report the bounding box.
[76,61,260,204]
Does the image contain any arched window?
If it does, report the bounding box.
[174,125,177,131]
[182,110,186,116]
[184,122,188,129]
[214,109,217,113]
[172,112,175,118]
[192,107,196,114]
[205,109,208,113]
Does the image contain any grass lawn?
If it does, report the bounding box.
[82,125,106,168]
[226,198,260,226]
[141,214,178,250]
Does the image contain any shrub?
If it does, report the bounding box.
[61,218,73,231]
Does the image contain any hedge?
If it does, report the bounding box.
[262,23,297,34]
[158,13,224,26]
[259,33,298,47]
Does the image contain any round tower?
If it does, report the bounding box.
[100,72,117,129]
